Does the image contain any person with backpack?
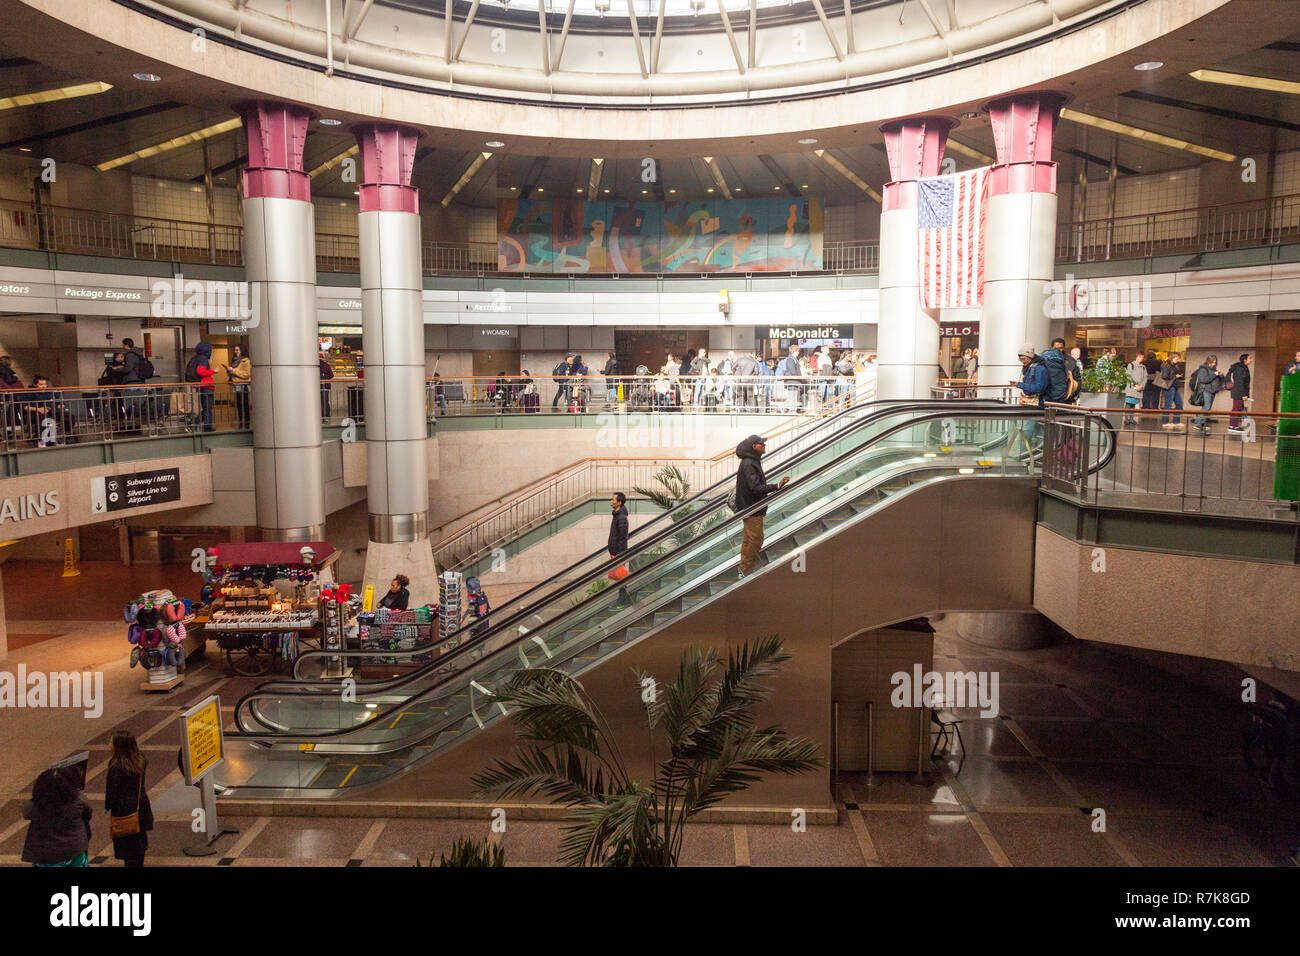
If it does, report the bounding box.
[466,576,491,637]
[121,337,156,427]
[1225,353,1252,432]
[551,353,573,410]
[1014,343,1050,445]
[733,351,759,410]
[734,435,790,576]
[1188,354,1226,434]
[21,765,92,867]
[1157,351,1184,429]
[185,342,216,432]
[1038,338,1075,406]
[690,348,711,407]
[778,345,804,410]
[1123,355,1147,427]
[105,730,153,867]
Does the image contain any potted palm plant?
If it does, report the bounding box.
[472,636,822,866]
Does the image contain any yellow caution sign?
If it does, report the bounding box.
[61,537,80,578]
[299,743,316,752]
[362,584,374,612]
[179,695,224,784]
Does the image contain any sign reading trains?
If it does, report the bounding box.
[90,468,181,514]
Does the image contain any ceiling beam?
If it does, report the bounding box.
[588,157,604,195]
[453,0,483,63]
[1121,90,1300,134]
[538,0,551,75]
[1061,147,1138,177]
[444,0,453,62]
[442,151,494,208]
[758,154,800,196]
[554,0,578,71]
[702,156,733,199]
[842,0,854,55]
[344,0,375,40]
[747,0,757,69]
[651,0,667,74]
[625,0,649,80]
[814,149,881,203]
[520,155,550,199]
[1061,107,1236,162]
[716,0,745,75]
[807,0,844,62]
[0,101,183,152]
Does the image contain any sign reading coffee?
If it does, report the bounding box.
[90,468,181,514]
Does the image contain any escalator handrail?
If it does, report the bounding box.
[248,398,1014,698]
[234,405,1093,740]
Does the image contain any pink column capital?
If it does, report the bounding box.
[353,124,421,214]
[236,100,314,202]
[879,115,956,212]
[983,91,1068,196]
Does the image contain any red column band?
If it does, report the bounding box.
[237,100,313,202]
[879,115,956,212]
[353,124,421,214]
[984,91,1067,197]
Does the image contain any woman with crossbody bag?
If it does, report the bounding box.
[106,731,153,867]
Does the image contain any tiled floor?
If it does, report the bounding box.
[1,614,1298,867]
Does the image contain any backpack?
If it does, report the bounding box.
[1041,351,1070,403]
[184,355,201,383]
[136,352,156,379]
[552,360,568,382]
[1157,364,1176,390]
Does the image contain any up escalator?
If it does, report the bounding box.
[217,402,1111,797]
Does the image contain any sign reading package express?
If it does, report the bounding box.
[90,468,181,515]
[180,695,224,784]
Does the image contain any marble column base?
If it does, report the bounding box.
[955,611,1063,651]
[362,537,439,610]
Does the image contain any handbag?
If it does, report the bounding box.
[110,773,143,839]
[608,564,628,581]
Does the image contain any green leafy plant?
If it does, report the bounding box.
[1080,360,1133,395]
[414,837,505,867]
[472,636,822,866]
[634,464,726,552]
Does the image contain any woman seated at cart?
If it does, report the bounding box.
[378,574,410,611]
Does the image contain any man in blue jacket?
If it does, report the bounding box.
[1015,344,1049,445]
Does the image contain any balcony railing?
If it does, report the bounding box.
[4,191,1299,277]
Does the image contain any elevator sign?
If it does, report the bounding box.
[90,468,182,514]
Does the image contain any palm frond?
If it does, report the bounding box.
[471,744,610,807]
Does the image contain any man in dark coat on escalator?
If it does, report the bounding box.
[608,491,631,607]
[735,435,789,577]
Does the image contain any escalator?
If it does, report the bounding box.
[218,402,1111,798]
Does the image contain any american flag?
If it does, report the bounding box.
[917,167,989,309]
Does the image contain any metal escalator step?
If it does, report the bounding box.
[652,611,676,626]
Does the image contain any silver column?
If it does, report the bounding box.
[359,208,429,542]
[245,194,326,540]
[877,205,939,401]
[979,191,1057,389]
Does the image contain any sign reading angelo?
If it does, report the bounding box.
[90,468,181,514]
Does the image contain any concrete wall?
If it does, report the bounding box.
[1033,524,1300,674]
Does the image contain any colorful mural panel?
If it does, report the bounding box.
[497,197,823,273]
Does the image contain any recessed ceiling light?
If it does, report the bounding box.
[641,189,647,194]
[319,118,342,126]
[669,188,676,193]
[960,111,979,119]
[734,187,741,192]
[800,184,808,188]
[352,190,359,195]
[132,72,162,82]
[576,187,584,193]
[536,187,544,192]
[603,188,610,193]
[18,146,31,152]
[797,137,818,145]
[509,185,517,190]
[707,187,714,193]
[485,140,505,148]
[774,185,781,190]
[1134,61,1164,71]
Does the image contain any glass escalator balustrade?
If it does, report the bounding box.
[219,408,1059,794]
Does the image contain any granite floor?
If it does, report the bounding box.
[2,614,1298,867]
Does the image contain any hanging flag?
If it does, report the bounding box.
[917,167,989,309]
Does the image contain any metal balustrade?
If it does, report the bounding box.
[1042,405,1300,521]
[6,193,1299,274]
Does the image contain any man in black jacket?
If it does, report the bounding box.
[608,492,631,605]
[735,435,789,576]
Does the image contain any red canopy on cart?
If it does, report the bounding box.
[212,542,340,568]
